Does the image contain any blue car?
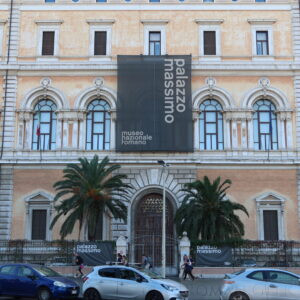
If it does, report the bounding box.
[0,263,80,300]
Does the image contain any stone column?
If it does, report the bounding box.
[116,235,128,261]
[56,112,63,149]
[23,112,33,150]
[178,232,190,277]
[110,110,116,150]
[286,112,293,149]
[223,111,232,150]
[193,110,200,150]
[78,112,86,150]
[17,111,31,150]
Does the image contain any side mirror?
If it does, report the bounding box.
[27,275,37,280]
[136,277,143,283]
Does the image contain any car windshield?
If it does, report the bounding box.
[33,266,61,277]
[139,269,163,279]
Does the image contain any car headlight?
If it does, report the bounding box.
[54,281,66,288]
[161,284,179,292]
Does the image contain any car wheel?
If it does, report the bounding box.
[37,287,52,300]
[229,291,250,300]
[145,291,163,300]
[83,288,102,300]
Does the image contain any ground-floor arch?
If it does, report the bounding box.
[130,189,178,275]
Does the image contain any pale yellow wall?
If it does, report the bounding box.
[18,10,292,58]
[196,169,299,240]
[191,76,295,108]
[12,169,79,240]
[0,12,8,58]
[16,76,117,109]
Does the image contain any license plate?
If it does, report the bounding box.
[71,290,77,295]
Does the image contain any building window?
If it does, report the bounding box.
[87,21,113,60]
[256,31,269,55]
[45,0,56,2]
[36,21,62,59]
[32,99,57,150]
[199,99,223,150]
[149,31,161,55]
[42,31,55,56]
[203,0,214,2]
[32,209,47,240]
[96,0,107,2]
[249,20,275,58]
[203,31,216,55]
[197,20,223,59]
[263,210,279,241]
[142,21,167,55]
[94,31,107,55]
[149,0,160,2]
[86,99,111,150]
[255,0,266,2]
[25,192,53,241]
[256,192,285,241]
[253,99,278,150]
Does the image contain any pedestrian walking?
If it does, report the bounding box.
[142,254,148,268]
[117,253,122,264]
[180,254,188,278]
[74,253,84,278]
[183,256,194,280]
[122,255,128,266]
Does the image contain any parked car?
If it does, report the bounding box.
[83,265,189,300]
[0,263,80,300]
[220,268,300,300]
[240,259,257,267]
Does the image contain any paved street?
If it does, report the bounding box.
[0,278,224,300]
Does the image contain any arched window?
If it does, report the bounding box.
[86,99,111,150]
[253,99,278,150]
[199,99,223,150]
[32,99,57,150]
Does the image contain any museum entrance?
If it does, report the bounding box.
[132,193,177,274]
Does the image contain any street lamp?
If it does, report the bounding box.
[157,160,169,278]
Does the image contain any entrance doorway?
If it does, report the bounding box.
[132,193,177,273]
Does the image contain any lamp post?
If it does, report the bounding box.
[157,160,169,278]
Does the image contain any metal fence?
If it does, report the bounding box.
[192,240,300,267]
[0,240,77,265]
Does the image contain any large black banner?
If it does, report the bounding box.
[196,245,232,267]
[76,242,114,266]
[116,55,193,152]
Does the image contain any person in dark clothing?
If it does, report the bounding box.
[117,253,122,264]
[74,253,84,277]
[183,257,195,280]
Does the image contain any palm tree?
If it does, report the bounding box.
[175,176,249,242]
[50,155,131,240]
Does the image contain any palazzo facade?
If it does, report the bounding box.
[0,0,300,267]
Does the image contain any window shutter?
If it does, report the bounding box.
[263,210,279,240]
[204,31,216,55]
[31,209,47,240]
[42,31,55,56]
[94,31,107,55]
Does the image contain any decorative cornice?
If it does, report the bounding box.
[35,20,64,25]
[195,19,224,25]
[0,19,7,25]
[247,19,277,25]
[86,19,115,25]
[140,19,169,25]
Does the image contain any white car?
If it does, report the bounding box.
[220,268,300,300]
[83,265,189,300]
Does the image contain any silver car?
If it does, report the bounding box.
[83,265,189,300]
[220,268,300,300]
